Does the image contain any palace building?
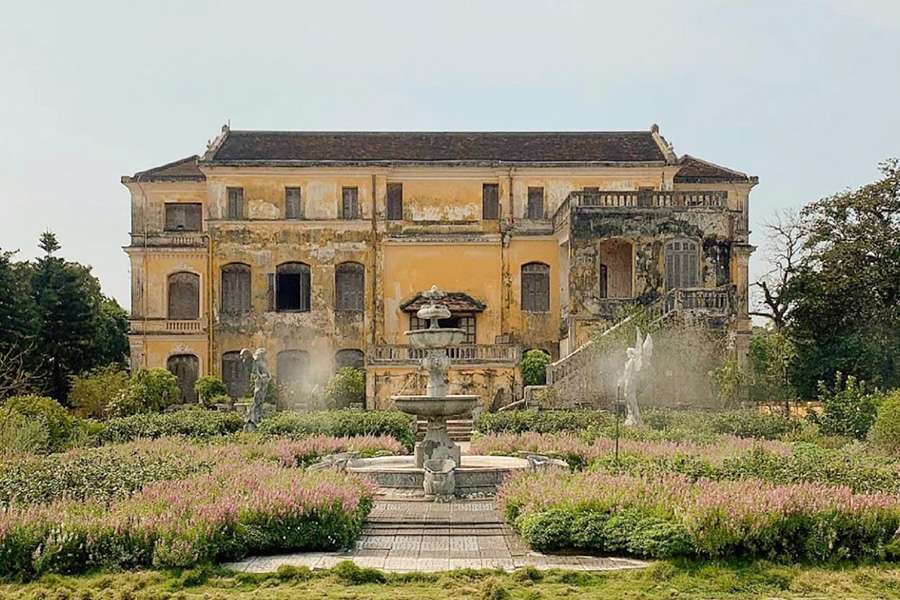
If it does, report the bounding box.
[122,125,756,408]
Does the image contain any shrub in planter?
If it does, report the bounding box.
[0,395,74,453]
[257,409,415,451]
[521,349,551,387]
[69,365,129,420]
[324,368,366,409]
[95,406,243,444]
[194,376,228,408]
[870,390,900,454]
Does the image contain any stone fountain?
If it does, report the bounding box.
[393,285,479,470]
[347,285,530,497]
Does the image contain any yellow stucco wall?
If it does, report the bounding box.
[125,163,752,406]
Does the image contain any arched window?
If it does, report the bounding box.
[665,239,699,290]
[221,263,251,315]
[277,350,309,388]
[335,262,364,312]
[521,262,550,312]
[167,272,200,320]
[275,262,311,311]
[335,349,365,371]
[222,351,250,398]
[167,354,199,403]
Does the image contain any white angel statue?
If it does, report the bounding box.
[617,328,653,426]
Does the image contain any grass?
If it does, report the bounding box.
[3,560,900,599]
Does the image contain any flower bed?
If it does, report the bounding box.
[472,433,900,493]
[0,466,375,578]
[498,470,900,561]
[0,435,403,507]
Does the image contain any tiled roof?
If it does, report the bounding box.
[206,130,667,165]
[674,155,751,183]
[124,156,205,183]
[400,292,486,313]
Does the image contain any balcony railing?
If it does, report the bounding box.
[129,232,208,248]
[370,344,521,365]
[569,190,728,210]
[129,319,206,334]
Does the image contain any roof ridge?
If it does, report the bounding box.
[226,129,652,136]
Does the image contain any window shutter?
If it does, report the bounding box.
[387,183,403,220]
[483,184,499,220]
[266,273,275,311]
[299,268,311,311]
[527,187,544,219]
[285,187,302,219]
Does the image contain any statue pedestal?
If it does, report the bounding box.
[414,419,461,469]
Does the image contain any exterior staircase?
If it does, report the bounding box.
[545,285,735,408]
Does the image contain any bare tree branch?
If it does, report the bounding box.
[752,210,808,329]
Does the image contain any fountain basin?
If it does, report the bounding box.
[405,328,467,349]
[347,455,530,495]
[393,394,479,419]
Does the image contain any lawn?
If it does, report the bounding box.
[2,560,900,599]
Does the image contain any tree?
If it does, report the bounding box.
[28,232,128,403]
[747,328,796,412]
[750,210,807,330]
[788,159,900,397]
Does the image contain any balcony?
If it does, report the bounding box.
[370,344,521,365]
[570,190,728,209]
[129,232,208,248]
[129,318,206,335]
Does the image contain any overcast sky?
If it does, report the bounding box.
[2,1,899,306]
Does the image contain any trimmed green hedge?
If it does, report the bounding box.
[257,410,415,451]
[94,407,244,444]
[475,410,613,435]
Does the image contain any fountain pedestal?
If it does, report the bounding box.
[347,285,528,497]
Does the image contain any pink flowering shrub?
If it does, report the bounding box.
[0,464,376,578]
[0,435,403,507]
[472,433,900,493]
[497,469,900,561]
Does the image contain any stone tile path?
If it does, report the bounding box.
[225,498,649,573]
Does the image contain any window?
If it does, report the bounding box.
[167,354,199,403]
[226,187,244,219]
[164,203,202,231]
[274,262,311,311]
[277,350,309,388]
[526,187,544,219]
[521,262,550,312]
[221,263,251,315]
[335,349,365,371]
[599,264,609,299]
[410,314,476,344]
[341,187,359,219]
[335,262,364,311]
[665,239,699,290]
[386,183,403,221]
[285,187,302,219]
[222,351,250,398]
[167,271,200,320]
[482,183,499,220]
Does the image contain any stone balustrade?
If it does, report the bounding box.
[129,232,208,248]
[129,318,205,334]
[370,344,521,365]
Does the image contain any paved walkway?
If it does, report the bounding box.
[225,498,649,573]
